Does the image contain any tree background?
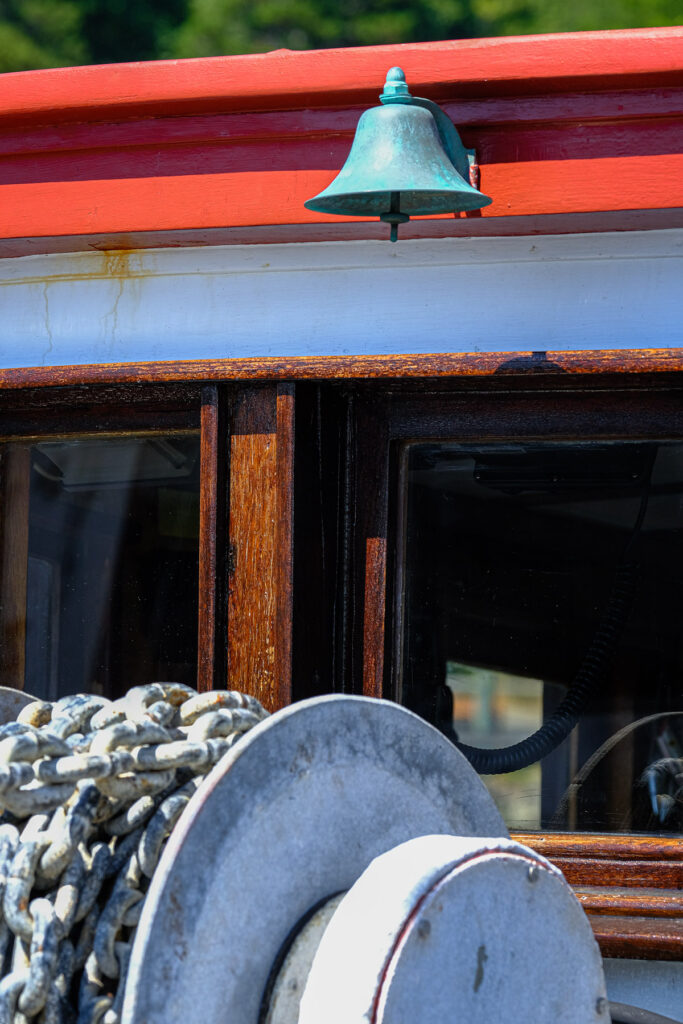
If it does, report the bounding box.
[0,0,680,74]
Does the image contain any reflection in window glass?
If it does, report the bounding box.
[400,441,683,834]
[1,435,200,701]
[447,663,543,828]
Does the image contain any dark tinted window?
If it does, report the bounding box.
[2,434,200,700]
[400,440,683,834]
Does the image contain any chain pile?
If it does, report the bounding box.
[0,683,268,1024]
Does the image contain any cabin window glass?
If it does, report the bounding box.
[0,434,200,701]
[399,439,683,836]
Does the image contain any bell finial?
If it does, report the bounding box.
[380,67,411,102]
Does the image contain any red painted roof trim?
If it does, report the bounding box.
[0,27,681,252]
[1,28,683,128]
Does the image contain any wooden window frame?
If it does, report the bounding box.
[0,380,295,710]
[341,375,683,961]
[1,354,682,959]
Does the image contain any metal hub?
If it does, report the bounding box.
[300,835,608,1024]
[260,893,345,1024]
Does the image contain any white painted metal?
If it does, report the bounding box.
[263,893,345,1024]
[0,230,681,369]
[299,834,608,1024]
[122,695,506,1024]
[603,959,683,1023]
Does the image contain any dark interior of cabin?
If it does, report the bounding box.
[401,440,683,833]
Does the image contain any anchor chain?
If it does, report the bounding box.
[0,684,268,1024]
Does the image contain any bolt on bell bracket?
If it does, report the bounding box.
[304,67,492,241]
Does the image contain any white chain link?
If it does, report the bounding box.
[0,684,268,1024]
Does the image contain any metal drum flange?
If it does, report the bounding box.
[123,695,507,1024]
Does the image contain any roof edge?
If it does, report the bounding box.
[1,27,682,127]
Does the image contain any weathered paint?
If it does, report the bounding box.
[1,28,681,127]
[0,231,681,369]
[0,28,681,251]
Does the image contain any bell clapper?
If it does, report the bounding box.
[380,191,409,243]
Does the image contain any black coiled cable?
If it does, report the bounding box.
[455,468,652,776]
[456,562,638,774]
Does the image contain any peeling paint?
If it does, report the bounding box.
[101,249,145,279]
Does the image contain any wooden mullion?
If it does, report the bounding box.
[227,384,294,711]
[197,384,228,693]
[274,384,295,706]
[348,395,391,698]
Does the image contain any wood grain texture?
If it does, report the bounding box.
[552,857,683,889]
[587,914,683,960]
[4,350,683,391]
[363,537,388,699]
[275,385,295,708]
[197,385,222,693]
[350,397,391,698]
[227,385,294,711]
[574,886,683,918]
[0,445,30,689]
[575,886,683,958]
[514,832,683,861]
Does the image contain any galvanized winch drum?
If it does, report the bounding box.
[123,695,607,1024]
[0,688,610,1024]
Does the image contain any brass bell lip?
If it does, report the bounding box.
[305,188,492,218]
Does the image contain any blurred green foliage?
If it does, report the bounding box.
[0,0,680,72]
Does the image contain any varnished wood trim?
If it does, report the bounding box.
[197,385,223,693]
[227,385,294,712]
[4,350,683,391]
[274,384,295,709]
[516,833,683,956]
[227,387,276,706]
[514,832,683,861]
[352,396,391,698]
[554,857,683,890]
[587,914,683,960]
[363,537,387,699]
[575,886,683,919]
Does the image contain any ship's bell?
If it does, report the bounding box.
[305,67,492,241]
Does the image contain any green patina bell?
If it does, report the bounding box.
[305,67,492,241]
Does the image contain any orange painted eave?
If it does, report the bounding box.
[1,27,683,127]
